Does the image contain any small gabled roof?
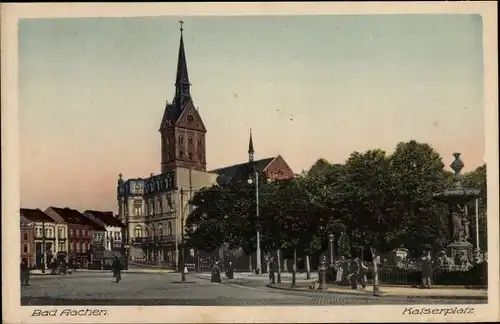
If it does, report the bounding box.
[84,210,126,228]
[47,207,106,231]
[20,208,55,222]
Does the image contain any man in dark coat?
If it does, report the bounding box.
[112,256,123,282]
[20,259,30,286]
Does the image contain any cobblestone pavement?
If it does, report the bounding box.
[21,272,485,306]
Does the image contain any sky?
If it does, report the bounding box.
[19,14,485,213]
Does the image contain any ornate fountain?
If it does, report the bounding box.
[433,153,480,271]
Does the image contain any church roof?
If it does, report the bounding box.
[210,157,275,182]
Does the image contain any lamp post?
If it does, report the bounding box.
[248,171,262,275]
[180,188,186,282]
[328,233,335,268]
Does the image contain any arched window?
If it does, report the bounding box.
[197,138,202,146]
[134,225,143,238]
[159,224,163,238]
[188,136,193,145]
[178,135,184,144]
[188,152,193,160]
[167,222,173,235]
[179,151,184,158]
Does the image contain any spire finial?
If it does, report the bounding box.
[179,20,184,34]
[248,128,255,158]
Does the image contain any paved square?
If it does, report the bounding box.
[21,272,486,306]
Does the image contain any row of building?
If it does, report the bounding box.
[20,207,125,268]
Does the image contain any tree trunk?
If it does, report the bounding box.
[291,248,297,288]
[276,249,282,283]
[305,255,311,279]
[370,247,380,296]
[266,253,270,274]
[283,258,288,272]
[248,255,253,273]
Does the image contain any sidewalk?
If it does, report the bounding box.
[268,280,488,300]
[30,268,175,275]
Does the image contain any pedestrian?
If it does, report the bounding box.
[183,263,189,277]
[358,259,368,289]
[420,250,433,289]
[349,258,360,289]
[269,258,276,284]
[20,259,30,286]
[226,261,234,279]
[112,256,123,283]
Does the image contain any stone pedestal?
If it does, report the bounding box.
[448,241,474,263]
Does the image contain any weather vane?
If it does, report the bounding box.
[179,20,184,34]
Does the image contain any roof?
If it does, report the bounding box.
[84,210,126,228]
[48,207,106,231]
[210,157,274,181]
[20,208,55,222]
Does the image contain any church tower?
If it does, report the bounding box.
[248,129,254,163]
[159,21,207,173]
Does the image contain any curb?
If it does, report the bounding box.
[266,284,488,301]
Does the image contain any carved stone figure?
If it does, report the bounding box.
[461,216,470,242]
[451,211,463,242]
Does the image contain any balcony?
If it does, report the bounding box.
[133,235,176,247]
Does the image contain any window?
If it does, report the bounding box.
[76,242,81,252]
[197,138,202,146]
[70,242,75,251]
[167,152,171,161]
[188,136,193,145]
[188,152,193,160]
[198,153,202,161]
[134,225,143,238]
[69,229,73,236]
[179,151,184,158]
[178,135,184,144]
[45,228,49,237]
[58,228,64,238]
[23,233,28,241]
[187,115,194,122]
[23,244,28,253]
[76,229,80,236]
[82,242,87,251]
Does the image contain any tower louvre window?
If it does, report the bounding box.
[178,135,184,144]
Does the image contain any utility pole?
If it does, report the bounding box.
[41,221,46,273]
[180,188,186,281]
[255,171,261,275]
[475,198,480,251]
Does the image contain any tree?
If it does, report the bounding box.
[388,140,449,255]
[336,149,402,295]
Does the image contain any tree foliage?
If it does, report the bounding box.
[185,140,484,259]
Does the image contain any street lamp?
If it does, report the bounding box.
[328,233,335,268]
[247,171,262,275]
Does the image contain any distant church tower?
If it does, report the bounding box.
[159,21,207,173]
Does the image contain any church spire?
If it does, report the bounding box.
[175,20,190,100]
[248,129,254,162]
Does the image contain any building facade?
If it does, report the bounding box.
[45,207,104,266]
[83,210,125,251]
[20,214,35,267]
[117,24,294,270]
[20,208,67,268]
